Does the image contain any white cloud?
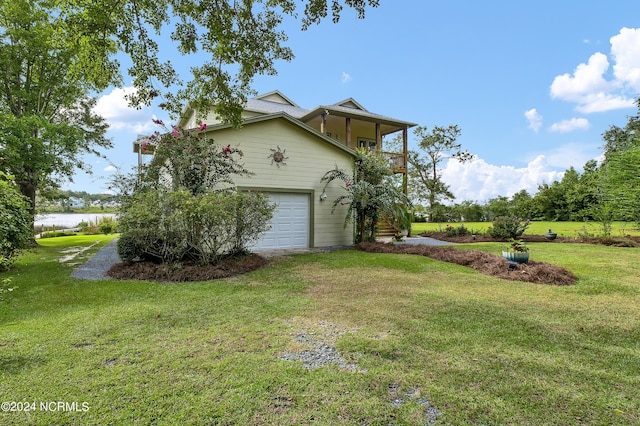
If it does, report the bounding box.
[524,108,542,132]
[539,142,600,169]
[549,117,590,133]
[550,27,640,113]
[341,72,352,84]
[550,52,614,106]
[94,87,156,133]
[574,93,634,113]
[441,156,564,203]
[611,27,640,90]
[103,165,117,172]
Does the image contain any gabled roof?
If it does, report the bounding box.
[200,112,357,157]
[300,104,417,128]
[332,98,368,111]
[253,90,300,107]
[246,91,417,128]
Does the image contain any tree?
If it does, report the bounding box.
[57,0,380,126]
[602,145,640,224]
[2,0,380,223]
[117,121,275,264]
[408,125,472,222]
[0,0,111,221]
[601,98,640,162]
[321,149,409,244]
[0,172,31,271]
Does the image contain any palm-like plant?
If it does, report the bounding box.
[321,150,410,244]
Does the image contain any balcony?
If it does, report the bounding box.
[382,151,406,173]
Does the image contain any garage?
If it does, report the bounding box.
[251,193,310,251]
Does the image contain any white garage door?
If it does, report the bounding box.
[251,193,310,251]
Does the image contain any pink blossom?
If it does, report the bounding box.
[152,118,164,125]
[222,144,232,153]
[345,182,351,188]
[172,128,180,139]
[199,123,207,131]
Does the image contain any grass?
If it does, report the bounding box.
[1,235,639,424]
[412,220,640,237]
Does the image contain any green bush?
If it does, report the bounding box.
[487,216,530,239]
[0,173,32,271]
[117,188,274,264]
[98,221,115,234]
[117,233,147,262]
[445,224,470,237]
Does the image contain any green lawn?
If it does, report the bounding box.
[1,235,638,425]
[412,220,640,237]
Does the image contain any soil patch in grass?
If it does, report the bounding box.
[107,254,269,282]
[356,241,577,286]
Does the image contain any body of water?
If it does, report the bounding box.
[34,213,117,228]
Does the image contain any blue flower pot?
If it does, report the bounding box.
[502,251,529,264]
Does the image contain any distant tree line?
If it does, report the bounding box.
[412,99,640,227]
[37,189,119,212]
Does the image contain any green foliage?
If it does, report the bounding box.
[0,0,111,219]
[0,173,32,271]
[98,221,115,235]
[117,117,274,265]
[118,188,274,264]
[144,122,252,195]
[504,238,529,252]
[487,216,530,240]
[408,124,471,221]
[445,224,470,237]
[602,145,640,224]
[53,0,379,125]
[322,149,409,243]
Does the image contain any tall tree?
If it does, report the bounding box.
[408,125,472,222]
[601,98,640,162]
[1,0,380,220]
[58,0,380,125]
[0,0,111,219]
[602,145,640,224]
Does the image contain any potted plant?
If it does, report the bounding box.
[502,238,529,263]
[392,232,406,245]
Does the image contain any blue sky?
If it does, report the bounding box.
[71,0,640,203]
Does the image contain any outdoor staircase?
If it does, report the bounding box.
[376,219,399,239]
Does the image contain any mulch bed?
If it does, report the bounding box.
[107,254,269,282]
[356,241,578,286]
[422,231,640,246]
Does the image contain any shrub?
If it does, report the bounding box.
[487,216,530,239]
[445,224,470,237]
[98,221,115,235]
[118,188,275,264]
[0,173,32,271]
[117,233,148,262]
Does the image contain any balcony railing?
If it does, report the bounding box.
[382,151,406,173]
